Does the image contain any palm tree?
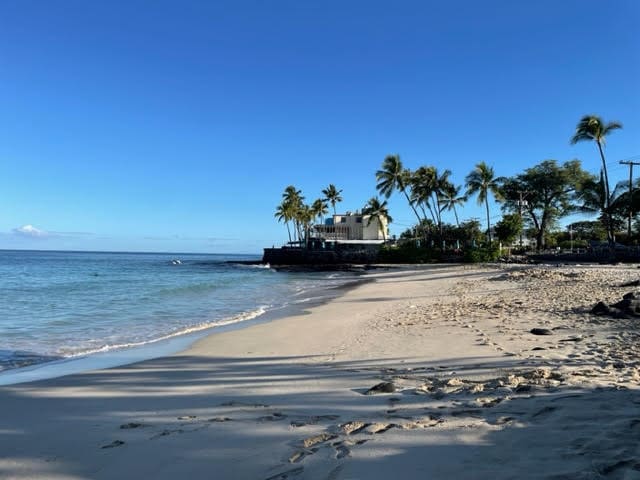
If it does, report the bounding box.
[576,173,629,236]
[376,154,422,226]
[465,162,501,246]
[571,115,623,244]
[274,201,293,244]
[362,197,392,241]
[311,198,329,224]
[321,184,343,217]
[281,185,304,243]
[410,166,438,225]
[296,204,314,245]
[440,183,467,227]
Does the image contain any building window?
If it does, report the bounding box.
[356,217,362,223]
[340,217,347,223]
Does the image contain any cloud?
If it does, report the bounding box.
[12,224,49,238]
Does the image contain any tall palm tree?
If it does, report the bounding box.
[296,204,314,245]
[440,183,467,227]
[281,185,304,243]
[571,115,623,244]
[465,162,501,246]
[274,201,292,244]
[376,154,422,226]
[362,197,392,242]
[321,184,343,217]
[410,166,438,225]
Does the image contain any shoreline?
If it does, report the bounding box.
[0,272,373,386]
[1,264,639,479]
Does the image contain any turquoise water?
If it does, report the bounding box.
[0,250,354,373]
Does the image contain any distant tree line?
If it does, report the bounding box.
[274,114,631,257]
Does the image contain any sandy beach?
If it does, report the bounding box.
[1,264,640,479]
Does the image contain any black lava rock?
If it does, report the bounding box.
[530,328,553,336]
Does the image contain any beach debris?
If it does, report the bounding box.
[364,381,396,395]
[101,440,125,449]
[530,328,553,335]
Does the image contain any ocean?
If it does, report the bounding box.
[0,250,356,381]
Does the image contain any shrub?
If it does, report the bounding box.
[463,245,501,263]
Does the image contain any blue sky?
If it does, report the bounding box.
[0,0,638,253]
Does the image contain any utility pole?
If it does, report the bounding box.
[619,160,640,241]
[516,191,530,250]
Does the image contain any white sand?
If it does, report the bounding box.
[1,264,639,479]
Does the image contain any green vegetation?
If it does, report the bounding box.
[465,162,501,246]
[570,115,623,245]
[274,113,633,263]
[362,197,392,241]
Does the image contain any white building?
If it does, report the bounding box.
[313,212,388,242]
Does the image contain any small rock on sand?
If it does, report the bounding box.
[530,328,553,336]
[364,382,396,395]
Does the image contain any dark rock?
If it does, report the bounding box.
[531,347,546,351]
[530,328,553,336]
[618,280,640,287]
[364,382,396,395]
[622,291,639,300]
[612,297,640,316]
[591,302,611,316]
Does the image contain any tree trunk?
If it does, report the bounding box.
[286,222,292,244]
[453,205,460,227]
[597,140,615,246]
[434,193,443,237]
[402,188,423,225]
[485,195,492,246]
[536,220,546,251]
[402,187,426,241]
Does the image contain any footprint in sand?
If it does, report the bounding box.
[101,440,125,449]
[258,412,288,422]
[339,421,369,435]
[208,417,232,422]
[301,433,338,448]
[264,466,304,480]
[120,422,147,429]
[531,406,557,419]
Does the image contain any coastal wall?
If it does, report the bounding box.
[263,244,381,265]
